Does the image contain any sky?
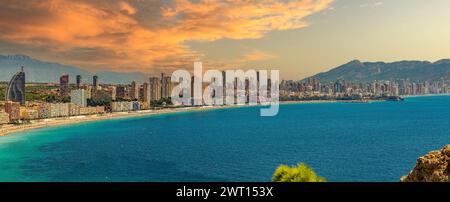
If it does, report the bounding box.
[0,0,449,80]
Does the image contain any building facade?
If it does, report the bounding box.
[93,75,99,90]
[111,101,139,112]
[130,81,139,100]
[143,82,150,102]
[59,74,69,97]
[161,75,173,98]
[4,101,20,122]
[37,103,51,119]
[149,77,161,101]
[50,103,70,118]
[76,75,82,88]
[6,67,26,105]
[0,111,10,124]
[71,89,87,107]
[20,107,39,120]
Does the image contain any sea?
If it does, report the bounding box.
[0,95,449,182]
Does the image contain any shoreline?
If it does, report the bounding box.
[0,105,231,137]
[0,101,337,137]
[2,94,449,137]
[401,93,450,98]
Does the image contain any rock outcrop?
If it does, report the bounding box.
[401,145,450,182]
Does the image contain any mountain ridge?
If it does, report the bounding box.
[306,59,450,83]
[0,54,148,84]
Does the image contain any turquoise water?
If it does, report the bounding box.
[0,96,450,182]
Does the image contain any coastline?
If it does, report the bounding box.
[0,105,231,137]
[2,95,447,137]
[0,100,341,137]
[401,93,450,98]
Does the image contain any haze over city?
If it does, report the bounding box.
[1,0,450,79]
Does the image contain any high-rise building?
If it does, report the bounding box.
[76,75,82,88]
[161,73,165,98]
[59,74,69,97]
[109,86,117,101]
[115,86,126,99]
[139,86,144,101]
[222,70,227,90]
[93,75,99,90]
[143,82,150,102]
[334,80,345,94]
[84,85,93,99]
[166,76,173,98]
[149,77,161,101]
[71,89,87,107]
[130,81,139,100]
[161,75,173,98]
[6,66,26,105]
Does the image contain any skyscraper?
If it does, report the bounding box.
[143,82,150,102]
[138,86,144,101]
[76,75,82,88]
[93,75,99,90]
[115,86,126,99]
[109,86,117,101]
[161,75,173,98]
[334,80,344,94]
[6,66,26,105]
[222,71,227,104]
[130,81,139,100]
[160,73,165,98]
[149,77,161,101]
[59,74,69,97]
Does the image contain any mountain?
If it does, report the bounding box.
[0,55,148,84]
[307,59,450,83]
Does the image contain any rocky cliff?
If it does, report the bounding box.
[401,145,450,182]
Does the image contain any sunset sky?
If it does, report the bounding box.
[0,0,450,80]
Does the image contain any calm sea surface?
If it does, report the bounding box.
[1,95,449,182]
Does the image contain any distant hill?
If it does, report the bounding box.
[0,55,148,84]
[306,59,450,83]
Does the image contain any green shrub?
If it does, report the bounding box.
[272,163,326,182]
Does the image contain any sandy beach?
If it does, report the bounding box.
[281,100,339,104]
[0,105,229,137]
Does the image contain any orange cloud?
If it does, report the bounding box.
[0,0,333,73]
[240,50,278,62]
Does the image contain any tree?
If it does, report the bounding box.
[150,97,173,108]
[44,94,57,103]
[87,98,111,107]
[272,163,326,182]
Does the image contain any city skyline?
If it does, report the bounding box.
[1,63,448,127]
[1,0,450,80]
